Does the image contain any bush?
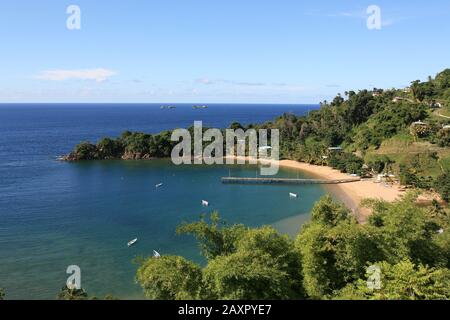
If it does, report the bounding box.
[136,256,203,300]
[435,173,450,201]
[328,153,364,174]
[74,142,98,160]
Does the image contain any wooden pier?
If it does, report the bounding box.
[221,177,360,185]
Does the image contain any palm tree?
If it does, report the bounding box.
[411,80,422,102]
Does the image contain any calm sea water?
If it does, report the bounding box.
[0,103,324,299]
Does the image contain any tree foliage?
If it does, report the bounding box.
[136,256,203,300]
[335,260,450,300]
[435,173,450,202]
[203,227,303,299]
[138,216,304,300]
[57,286,89,300]
[176,212,247,260]
[136,193,449,300]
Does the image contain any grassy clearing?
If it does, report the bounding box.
[364,133,450,177]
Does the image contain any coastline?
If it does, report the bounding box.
[279,160,402,222]
[226,156,402,223]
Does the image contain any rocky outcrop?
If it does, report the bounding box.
[121,152,154,160]
[58,152,79,161]
[59,151,157,161]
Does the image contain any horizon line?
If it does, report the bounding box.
[0,102,321,106]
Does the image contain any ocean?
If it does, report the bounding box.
[0,103,324,299]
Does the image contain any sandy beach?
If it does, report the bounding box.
[226,156,402,223]
[278,160,402,222]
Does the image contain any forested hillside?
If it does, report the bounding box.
[133,194,450,300]
[66,69,450,200]
[252,69,450,199]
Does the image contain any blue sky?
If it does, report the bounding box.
[0,0,449,103]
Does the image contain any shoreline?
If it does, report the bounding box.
[278,160,402,221]
[226,156,402,223]
[63,155,402,222]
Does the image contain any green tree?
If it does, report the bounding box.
[437,128,450,147]
[57,286,88,300]
[335,260,450,300]
[434,173,450,202]
[136,256,203,300]
[310,195,349,226]
[73,141,98,160]
[202,226,304,299]
[399,165,419,186]
[365,195,447,268]
[176,212,247,260]
[295,196,384,298]
[0,288,4,300]
[96,137,123,159]
[295,223,336,298]
[368,155,392,174]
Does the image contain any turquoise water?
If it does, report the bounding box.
[0,104,325,299]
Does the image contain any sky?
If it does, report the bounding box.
[0,0,449,104]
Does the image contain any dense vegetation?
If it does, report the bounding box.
[66,130,176,160]
[253,69,450,194]
[66,69,450,198]
[55,286,117,300]
[2,70,449,300]
[135,194,449,300]
[48,69,450,301]
[257,70,449,165]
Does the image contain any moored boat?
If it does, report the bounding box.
[127,238,138,247]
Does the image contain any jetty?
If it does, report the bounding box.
[221,177,360,185]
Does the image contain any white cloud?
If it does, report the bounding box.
[34,68,116,82]
[306,9,400,27]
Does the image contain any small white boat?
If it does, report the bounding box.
[289,192,298,198]
[127,238,138,247]
[202,200,209,206]
[153,250,161,258]
[155,183,163,188]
